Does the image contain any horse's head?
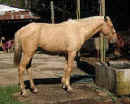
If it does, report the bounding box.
[101,16,118,43]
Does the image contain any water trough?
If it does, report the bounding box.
[95,61,130,96]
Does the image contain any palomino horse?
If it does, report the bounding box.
[14,16,117,96]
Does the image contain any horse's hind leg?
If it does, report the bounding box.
[26,58,38,93]
[18,53,33,96]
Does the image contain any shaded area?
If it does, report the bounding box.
[24,74,94,90]
[17,83,118,104]
[76,60,96,79]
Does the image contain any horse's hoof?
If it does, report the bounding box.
[32,88,38,94]
[62,84,66,89]
[67,86,73,93]
[20,90,27,97]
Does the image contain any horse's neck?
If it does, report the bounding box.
[83,22,103,42]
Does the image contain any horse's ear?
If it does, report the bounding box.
[104,16,108,22]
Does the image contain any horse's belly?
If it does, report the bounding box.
[40,42,67,52]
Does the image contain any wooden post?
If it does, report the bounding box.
[100,0,105,16]
[50,1,55,24]
[76,0,81,59]
[25,0,28,8]
[99,0,105,62]
[76,0,80,20]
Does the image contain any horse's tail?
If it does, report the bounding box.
[14,31,22,66]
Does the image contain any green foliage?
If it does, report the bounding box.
[0,85,23,104]
[19,0,25,8]
[0,0,11,5]
[0,0,25,8]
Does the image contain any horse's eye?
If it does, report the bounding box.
[112,26,114,29]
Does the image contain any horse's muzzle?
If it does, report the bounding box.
[110,37,118,44]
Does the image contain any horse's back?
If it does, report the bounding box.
[17,22,41,35]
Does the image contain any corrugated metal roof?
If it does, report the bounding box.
[0,4,39,20]
[0,5,25,15]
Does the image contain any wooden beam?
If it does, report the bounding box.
[99,0,106,62]
[76,0,80,20]
[100,0,105,16]
[50,1,55,24]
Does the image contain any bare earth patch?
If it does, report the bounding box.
[0,52,129,104]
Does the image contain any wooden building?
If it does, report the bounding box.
[0,4,39,40]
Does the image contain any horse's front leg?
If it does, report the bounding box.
[65,51,76,92]
[61,60,67,89]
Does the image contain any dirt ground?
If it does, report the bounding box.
[0,52,130,104]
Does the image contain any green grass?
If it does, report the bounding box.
[0,85,23,104]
